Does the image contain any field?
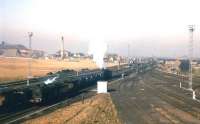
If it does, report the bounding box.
[0,57,119,82]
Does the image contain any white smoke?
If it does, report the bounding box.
[88,38,107,69]
[44,76,58,85]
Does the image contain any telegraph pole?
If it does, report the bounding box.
[27,32,33,86]
[188,25,194,90]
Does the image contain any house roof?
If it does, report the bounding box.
[0,42,27,50]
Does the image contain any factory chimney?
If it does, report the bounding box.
[61,36,64,60]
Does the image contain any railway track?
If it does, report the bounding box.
[0,106,40,124]
[143,72,200,120]
[110,70,200,124]
[143,79,200,119]
[0,74,76,88]
[153,70,200,89]
[0,76,46,87]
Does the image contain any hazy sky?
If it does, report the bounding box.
[1,0,200,57]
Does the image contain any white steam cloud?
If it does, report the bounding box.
[88,38,107,69]
[44,76,58,85]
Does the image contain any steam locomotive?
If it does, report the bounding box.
[0,63,150,108]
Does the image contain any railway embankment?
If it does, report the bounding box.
[23,94,121,124]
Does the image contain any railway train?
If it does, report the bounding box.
[0,62,153,108]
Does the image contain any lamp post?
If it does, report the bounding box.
[61,36,64,60]
[188,25,194,90]
[27,32,33,86]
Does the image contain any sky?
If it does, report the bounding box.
[1,0,200,57]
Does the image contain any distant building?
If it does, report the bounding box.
[73,52,86,58]
[18,49,29,57]
[0,41,27,50]
[0,41,25,57]
[32,50,45,58]
[162,59,181,73]
[105,53,119,62]
[0,41,44,58]
[55,50,72,58]
[1,49,20,57]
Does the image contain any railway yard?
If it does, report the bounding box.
[0,62,138,124]
[2,0,200,123]
[110,70,200,124]
[1,66,200,124]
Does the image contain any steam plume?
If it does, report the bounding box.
[88,39,107,69]
[44,76,58,85]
